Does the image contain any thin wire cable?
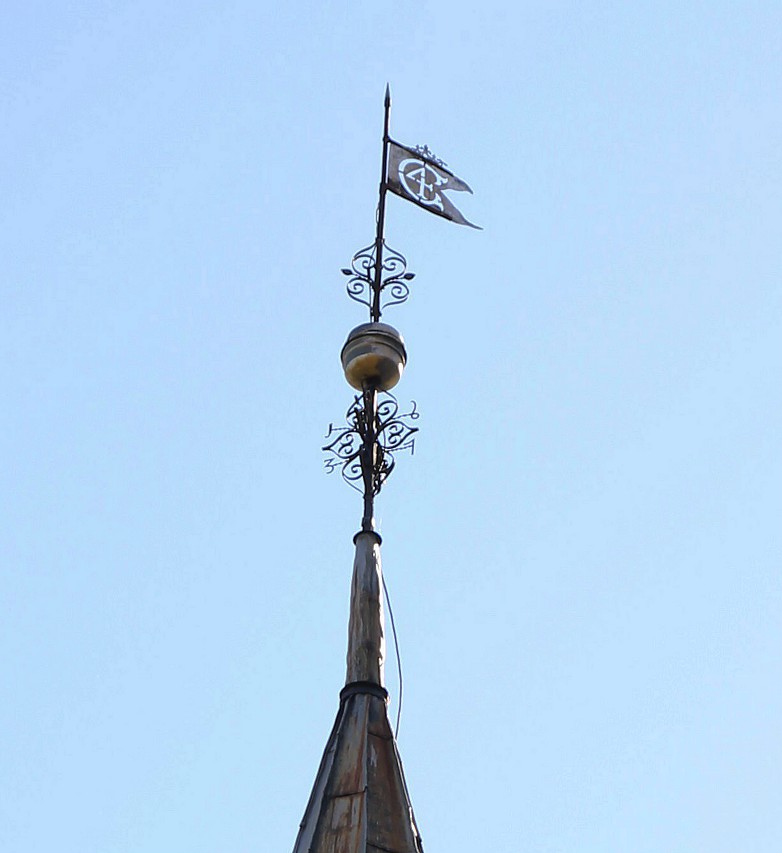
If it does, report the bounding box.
[382,572,403,738]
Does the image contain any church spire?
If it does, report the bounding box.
[292,527,424,853]
[292,87,477,853]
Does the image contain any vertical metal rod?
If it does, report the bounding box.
[360,383,378,532]
[371,84,392,323]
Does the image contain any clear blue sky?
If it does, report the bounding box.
[2,2,781,851]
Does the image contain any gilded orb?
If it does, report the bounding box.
[340,323,407,391]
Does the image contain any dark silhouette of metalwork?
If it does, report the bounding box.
[323,86,420,534]
[341,241,415,318]
[323,393,419,495]
[323,86,475,533]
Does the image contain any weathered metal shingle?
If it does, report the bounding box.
[292,532,424,853]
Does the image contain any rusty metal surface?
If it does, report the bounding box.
[293,691,424,853]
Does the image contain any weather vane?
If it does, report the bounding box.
[323,84,479,533]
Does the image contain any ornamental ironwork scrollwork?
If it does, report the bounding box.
[341,241,415,315]
[412,144,447,168]
[323,393,419,495]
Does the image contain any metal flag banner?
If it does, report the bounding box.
[385,140,481,230]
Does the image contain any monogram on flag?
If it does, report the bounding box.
[385,140,481,230]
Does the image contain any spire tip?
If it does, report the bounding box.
[385,83,391,107]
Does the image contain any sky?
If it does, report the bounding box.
[2,2,781,851]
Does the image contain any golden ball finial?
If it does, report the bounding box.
[340,322,407,391]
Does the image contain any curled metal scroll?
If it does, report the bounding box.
[412,144,447,168]
[341,241,415,316]
[323,393,419,495]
